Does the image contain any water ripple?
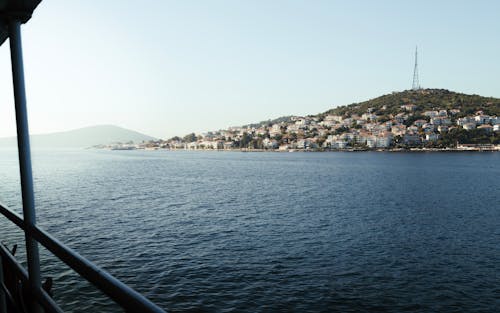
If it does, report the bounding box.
[0,150,499,312]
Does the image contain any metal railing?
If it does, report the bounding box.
[1,3,167,312]
[0,241,62,313]
[0,202,166,313]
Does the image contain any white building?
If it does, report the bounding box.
[361,113,377,121]
[331,141,348,149]
[457,117,471,126]
[425,133,439,141]
[477,125,493,133]
[269,124,283,136]
[414,119,427,127]
[263,138,279,149]
[401,104,417,111]
[391,125,406,136]
[430,117,451,126]
[463,123,476,130]
[438,110,448,116]
[366,136,377,148]
[437,125,449,133]
[475,115,490,124]
[404,133,421,145]
[376,134,392,148]
[423,111,439,117]
[324,115,343,122]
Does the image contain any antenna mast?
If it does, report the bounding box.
[412,46,420,90]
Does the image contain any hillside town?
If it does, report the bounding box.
[102,104,500,152]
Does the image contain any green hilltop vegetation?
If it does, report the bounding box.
[322,88,500,119]
[239,116,294,129]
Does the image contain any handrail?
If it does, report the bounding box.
[0,243,63,313]
[1,4,167,312]
[0,203,23,229]
[0,202,166,313]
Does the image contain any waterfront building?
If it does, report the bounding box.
[376,133,393,148]
[366,136,377,148]
[404,133,421,145]
[425,133,440,141]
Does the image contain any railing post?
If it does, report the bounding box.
[0,256,6,313]
[8,19,42,313]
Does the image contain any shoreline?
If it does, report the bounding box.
[101,147,500,153]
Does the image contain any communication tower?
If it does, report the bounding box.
[412,46,421,90]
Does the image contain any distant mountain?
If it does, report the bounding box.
[0,125,156,148]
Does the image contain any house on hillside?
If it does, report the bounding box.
[430,116,451,126]
[414,119,427,127]
[477,125,493,133]
[391,125,407,136]
[423,111,439,117]
[474,115,490,124]
[438,110,448,116]
[401,104,417,111]
[425,133,439,141]
[463,123,476,130]
[437,125,449,133]
[404,133,421,145]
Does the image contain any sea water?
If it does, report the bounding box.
[0,150,498,312]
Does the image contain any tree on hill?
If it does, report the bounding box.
[183,133,197,142]
[439,128,498,146]
[239,132,251,148]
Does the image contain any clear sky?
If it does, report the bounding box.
[1,0,499,138]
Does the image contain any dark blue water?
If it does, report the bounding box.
[0,150,499,312]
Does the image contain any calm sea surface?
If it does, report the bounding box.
[0,150,499,312]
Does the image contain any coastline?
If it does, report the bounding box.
[98,147,500,153]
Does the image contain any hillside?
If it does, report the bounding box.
[156,88,499,150]
[0,125,156,148]
[240,116,294,129]
[322,89,500,118]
